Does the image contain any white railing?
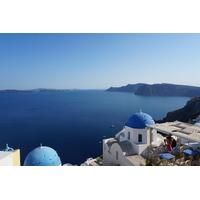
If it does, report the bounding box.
[115,128,125,139]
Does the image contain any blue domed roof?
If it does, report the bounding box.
[23,145,61,166]
[125,112,155,129]
[2,144,14,151]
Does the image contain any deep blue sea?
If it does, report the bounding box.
[0,90,190,165]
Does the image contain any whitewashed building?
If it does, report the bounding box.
[0,144,21,166]
[103,111,164,166]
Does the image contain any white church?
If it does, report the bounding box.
[103,111,163,166]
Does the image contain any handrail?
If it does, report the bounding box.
[115,128,125,139]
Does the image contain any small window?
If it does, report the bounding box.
[128,131,130,140]
[116,151,118,160]
[138,134,142,142]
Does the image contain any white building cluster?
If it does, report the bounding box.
[103,111,163,166]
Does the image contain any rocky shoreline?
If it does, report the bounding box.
[156,97,200,123]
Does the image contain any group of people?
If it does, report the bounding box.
[164,134,175,153]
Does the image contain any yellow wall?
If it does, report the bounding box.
[12,149,21,166]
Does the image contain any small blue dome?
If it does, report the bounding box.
[125,112,155,129]
[2,144,14,151]
[23,146,61,166]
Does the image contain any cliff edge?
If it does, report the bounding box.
[156,97,200,123]
[106,83,146,93]
[135,83,200,97]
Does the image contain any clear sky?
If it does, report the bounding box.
[1,33,200,90]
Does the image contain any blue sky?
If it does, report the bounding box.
[1,33,200,90]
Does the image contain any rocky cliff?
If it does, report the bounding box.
[106,83,146,93]
[135,83,200,97]
[156,97,200,123]
[106,83,200,97]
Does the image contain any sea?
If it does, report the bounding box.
[0,90,190,165]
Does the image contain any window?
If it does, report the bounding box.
[116,151,118,160]
[128,131,130,140]
[138,134,142,142]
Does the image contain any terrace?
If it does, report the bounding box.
[144,143,200,166]
[144,121,200,166]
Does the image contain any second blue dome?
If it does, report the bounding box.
[23,146,61,166]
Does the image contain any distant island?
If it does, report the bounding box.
[0,88,79,93]
[106,83,200,97]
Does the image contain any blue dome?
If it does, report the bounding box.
[23,146,61,166]
[2,144,14,151]
[125,112,155,129]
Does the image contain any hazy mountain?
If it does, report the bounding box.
[106,83,200,97]
[135,83,200,97]
[106,83,146,92]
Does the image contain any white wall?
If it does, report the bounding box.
[103,140,135,166]
[124,126,148,144]
[103,140,116,166]
[123,126,150,154]
[103,139,138,166]
[0,153,13,166]
[152,129,158,143]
